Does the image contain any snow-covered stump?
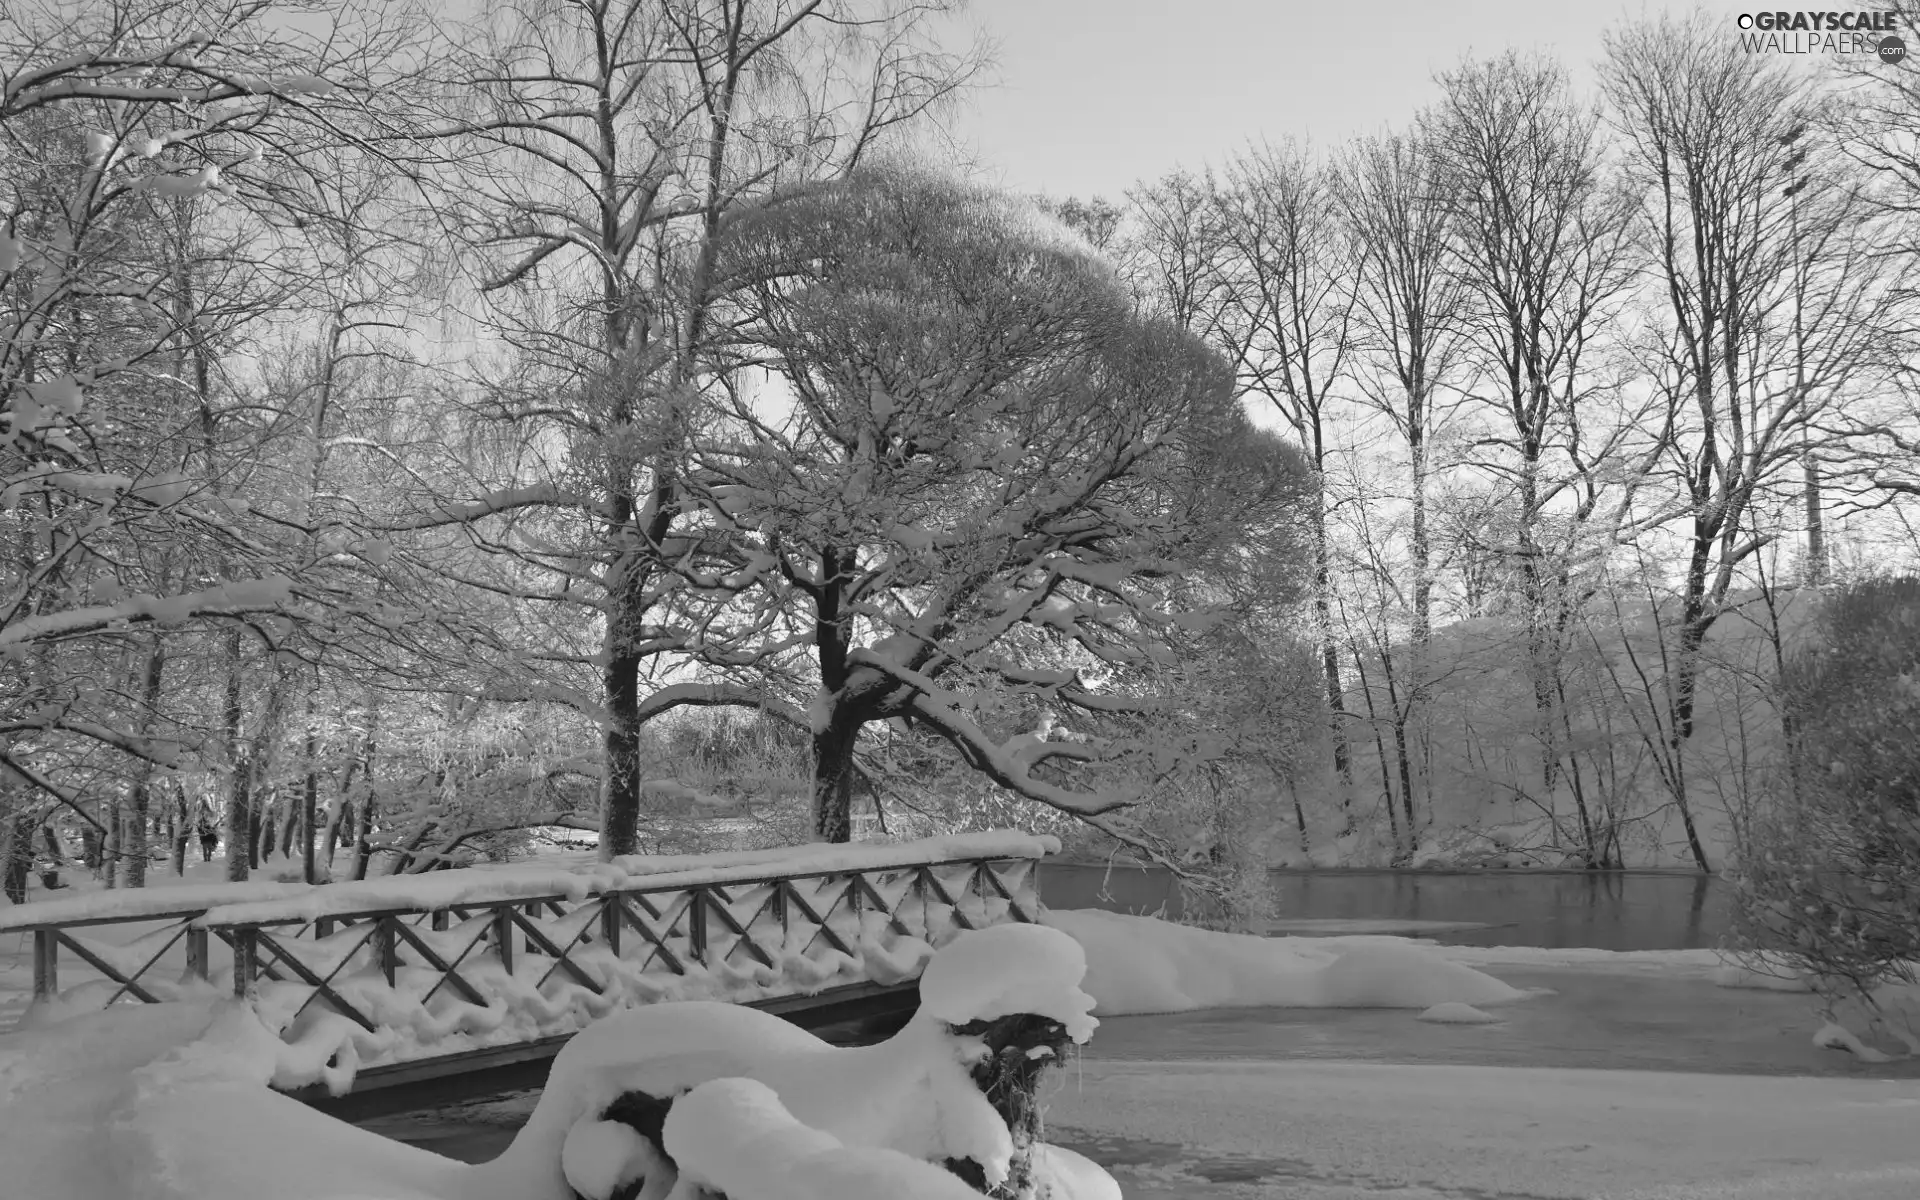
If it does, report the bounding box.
[916,923,1098,1198]
[938,1012,1075,1198]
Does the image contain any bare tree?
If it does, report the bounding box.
[1424,51,1643,851]
[1602,13,1907,870]
[1334,130,1463,647]
[1122,168,1234,339]
[1211,140,1361,828]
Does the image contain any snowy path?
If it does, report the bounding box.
[1038,1059,1920,1200]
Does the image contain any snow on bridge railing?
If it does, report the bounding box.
[2,832,1054,1090]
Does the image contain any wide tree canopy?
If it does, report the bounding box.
[693,169,1312,846]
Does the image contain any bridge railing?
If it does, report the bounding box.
[1,833,1051,1074]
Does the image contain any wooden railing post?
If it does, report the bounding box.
[374,918,398,985]
[231,928,257,998]
[688,889,707,963]
[32,929,57,999]
[492,906,514,975]
[431,909,448,932]
[184,928,209,983]
[599,894,622,957]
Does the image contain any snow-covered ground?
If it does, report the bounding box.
[1042,908,1536,1014]
[0,921,1121,1200]
[5,875,1917,1199]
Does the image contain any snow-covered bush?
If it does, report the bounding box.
[1731,576,1920,1054]
[537,923,1107,1200]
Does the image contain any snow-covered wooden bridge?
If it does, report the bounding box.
[1,832,1052,1113]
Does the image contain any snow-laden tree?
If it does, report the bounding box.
[0,0,427,895]
[703,170,1312,848]
[388,0,982,858]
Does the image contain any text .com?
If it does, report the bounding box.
[1736,11,1907,59]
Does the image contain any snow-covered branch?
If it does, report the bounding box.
[0,578,297,649]
[382,485,606,531]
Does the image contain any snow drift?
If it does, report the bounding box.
[1042,907,1531,1014]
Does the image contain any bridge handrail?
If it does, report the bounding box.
[0,830,1056,933]
[9,831,1057,1069]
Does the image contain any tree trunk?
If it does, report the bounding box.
[103,792,122,888]
[812,718,859,843]
[351,783,376,882]
[123,639,168,889]
[601,640,643,860]
[170,781,189,876]
[301,725,319,883]
[39,823,67,890]
[1349,641,1402,858]
[278,793,299,861]
[1803,453,1826,586]
[122,792,148,889]
[2,814,34,904]
[810,547,858,843]
[324,797,348,867]
[1312,499,1355,834]
[346,698,379,876]
[1664,612,1714,873]
[223,629,250,881]
[1408,423,1431,645]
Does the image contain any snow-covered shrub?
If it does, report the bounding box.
[1731,576,1920,1054]
[536,923,1106,1200]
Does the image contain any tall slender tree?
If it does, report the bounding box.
[1602,13,1905,870]
[1212,141,1360,828]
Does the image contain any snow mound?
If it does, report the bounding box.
[663,1076,982,1200]
[1033,1143,1123,1200]
[1318,942,1529,1008]
[561,1118,655,1200]
[1042,908,1530,1014]
[1417,1001,1504,1025]
[1814,1021,1895,1063]
[917,922,1099,1042]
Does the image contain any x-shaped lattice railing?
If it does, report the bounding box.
[18,851,1045,1058]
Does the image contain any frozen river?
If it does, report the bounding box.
[360,959,1920,1198]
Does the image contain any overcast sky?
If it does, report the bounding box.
[939,0,1753,201]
